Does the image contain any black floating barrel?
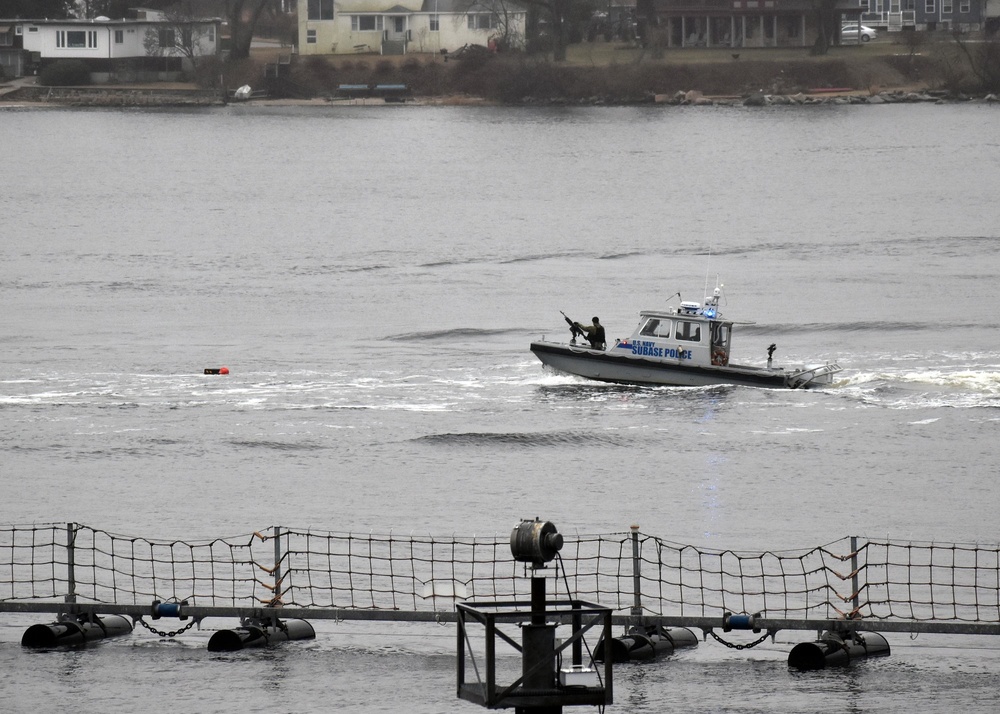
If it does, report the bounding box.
[596,625,698,663]
[788,631,890,670]
[207,619,315,652]
[22,615,133,647]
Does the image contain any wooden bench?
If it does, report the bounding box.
[373,84,410,102]
[336,84,371,98]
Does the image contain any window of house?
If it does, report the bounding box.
[430,14,439,32]
[307,29,317,43]
[925,0,934,11]
[942,0,952,11]
[351,15,383,31]
[114,29,124,43]
[158,28,175,47]
[959,0,969,10]
[467,14,497,30]
[308,0,334,20]
[58,30,88,48]
[675,321,701,342]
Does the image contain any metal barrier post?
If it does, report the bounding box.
[851,536,859,615]
[273,526,283,606]
[630,525,642,620]
[65,523,76,604]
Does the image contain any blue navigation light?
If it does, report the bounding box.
[703,308,716,318]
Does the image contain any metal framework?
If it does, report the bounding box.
[2,524,998,638]
[456,597,613,709]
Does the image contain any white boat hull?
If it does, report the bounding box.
[530,341,839,389]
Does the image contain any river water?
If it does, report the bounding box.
[1,102,999,712]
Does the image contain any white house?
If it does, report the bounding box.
[7,11,220,81]
[297,0,527,56]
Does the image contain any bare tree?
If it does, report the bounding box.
[952,31,1000,93]
[453,0,527,51]
[522,0,580,60]
[73,0,134,18]
[809,0,840,56]
[143,5,216,68]
[228,0,279,60]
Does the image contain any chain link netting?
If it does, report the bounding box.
[1,524,997,626]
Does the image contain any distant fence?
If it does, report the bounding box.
[1,524,998,635]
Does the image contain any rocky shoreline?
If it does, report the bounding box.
[660,88,1000,106]
[0,84,223,107]
[3,82,999,109]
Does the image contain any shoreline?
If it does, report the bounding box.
[3,77,998,109]
[3,88,998,109]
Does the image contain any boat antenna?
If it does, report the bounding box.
[703,247,712,300]
[665,291,681,306]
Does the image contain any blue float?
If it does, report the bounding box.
[151,600,186,619]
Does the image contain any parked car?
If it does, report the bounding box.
[841,24,878,43]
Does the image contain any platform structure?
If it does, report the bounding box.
[1,523,999,640]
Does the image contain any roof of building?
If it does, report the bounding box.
[334,0,423,12]
[5,17,221,25]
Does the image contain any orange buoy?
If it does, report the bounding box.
[220,366,230,375]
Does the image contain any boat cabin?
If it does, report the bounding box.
[619,293,734,368]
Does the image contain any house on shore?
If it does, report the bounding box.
[646,0,985,46]
[861,0,984,34]
[645,0,867,48]
[296,0,527,56]
[0,9,221,81]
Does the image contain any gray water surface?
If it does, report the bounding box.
[1,103,998,713]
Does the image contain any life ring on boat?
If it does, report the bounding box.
[711,347,727,366]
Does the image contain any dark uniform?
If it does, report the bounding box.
[574,317,606,350]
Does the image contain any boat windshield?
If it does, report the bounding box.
[639,318,672,338]
[676,321,701,342]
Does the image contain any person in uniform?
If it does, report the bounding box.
[574,317,606,350]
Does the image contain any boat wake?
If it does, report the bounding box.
[836,368,1000,409]
[385,327,521,342]
[226,438,329,452]
[413,430,627,448]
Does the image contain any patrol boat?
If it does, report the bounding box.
[530,288,842,389]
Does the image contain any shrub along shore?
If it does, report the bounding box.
[4,40,999,108]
